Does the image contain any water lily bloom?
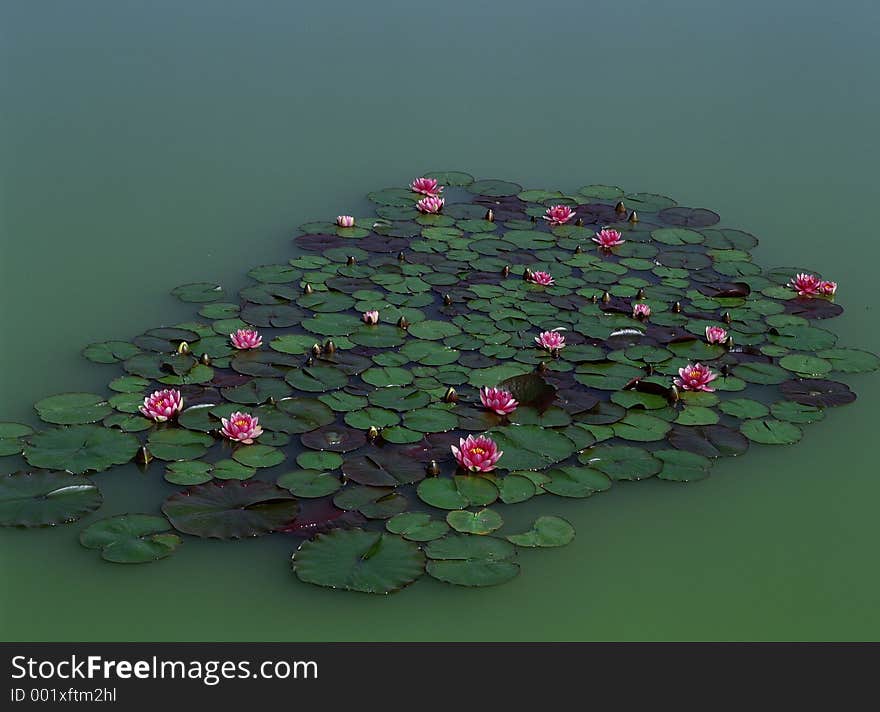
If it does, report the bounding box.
[529,270,554,286]
[220,412,263,444]
[479,386,518,416]
[789,273,823,297]
[362,310,379,325]
[230,329,262,350]
[543,205,575,225]
[592,228,625,248]
[139,389,183,422]
[819,280,838,296]
[410,177,443,197]
[633,303,651,319]
[674,363,718,392]
[535,329,566,351]
[705,326,728,344]
[451,434,503,473]
[416,196,444,214]
[336,215,355,228]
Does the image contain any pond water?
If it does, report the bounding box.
[2,0,879,640]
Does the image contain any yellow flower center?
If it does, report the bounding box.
[470,447,486,455]
[235,419,248,428]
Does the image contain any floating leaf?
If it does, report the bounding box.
[277,470,342,498]
[24,425,139,474]
[485,425,575,470]
[655,449,713,482]
[342,450,425,487]
[293,529,425,594]
[740,419,803,445]
[578,445,660,480]
[80,514,181,563]
[34,393,112,425]
[386,512,450,542]
[333,485,408,519]
[506,516,575,547]
[424,534,519,587]
[162,480,298,539]
[446,508,503,535]
[417,475,498,510]
[171,282,223,303]
[0,471,102,527]
[779,379,856,407]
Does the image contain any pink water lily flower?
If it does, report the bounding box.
[543,205,575,225]
[479,387,518,416]
[417,196,444,214]
[674,363,718,392]
[362,310,379,325]
[410,177,443,197]
[451,434,503,473]
[220,412,263,444]
[633,303,651,319]
[230,329,262,350]
[139,389,183,422]
[529,270,554,286]
[592,228,625,248]
[789,273,822,297]
[336,215,355,228]
[535,329,566,351]
[705,326,728,344]
[819,280,838,296]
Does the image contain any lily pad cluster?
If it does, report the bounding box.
[1,173,878,589]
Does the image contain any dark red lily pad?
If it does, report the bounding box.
[779,379,856,407]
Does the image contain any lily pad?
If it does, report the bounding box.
[506,516,575,547]
[385,512,450,542]
[162,480,299,539]
[24,425,139,474]
[424,534,519,587]
[740,419,803,445]
[446,508,503,535]
[34,393,112,425]
[292,529,425,594]
[0,471,102,527]
[80,514,182,563]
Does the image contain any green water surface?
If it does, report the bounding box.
[1,0,879,640]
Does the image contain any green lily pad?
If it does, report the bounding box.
[816,348,880,373]
[24,425,139,474]
[578,445,661,480]
[231,444,285,468]
[293,529,425,594]
[417,475,499,510]
[424,534,519,587]
[164,461,213,485]
[740,419,803,445]
[485,425,575,470]
[0,471,102,527]
[83,340,141,364]
[80,514,182,563]
[506,516,575,547]
[147,429,213,461]
[34,393,112,425]
[171,282,224,303]
[385,512,450,542]
[446,508,503,535]
[655,449,713,482]
[541,466,612,497]
[276,469,342,498]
